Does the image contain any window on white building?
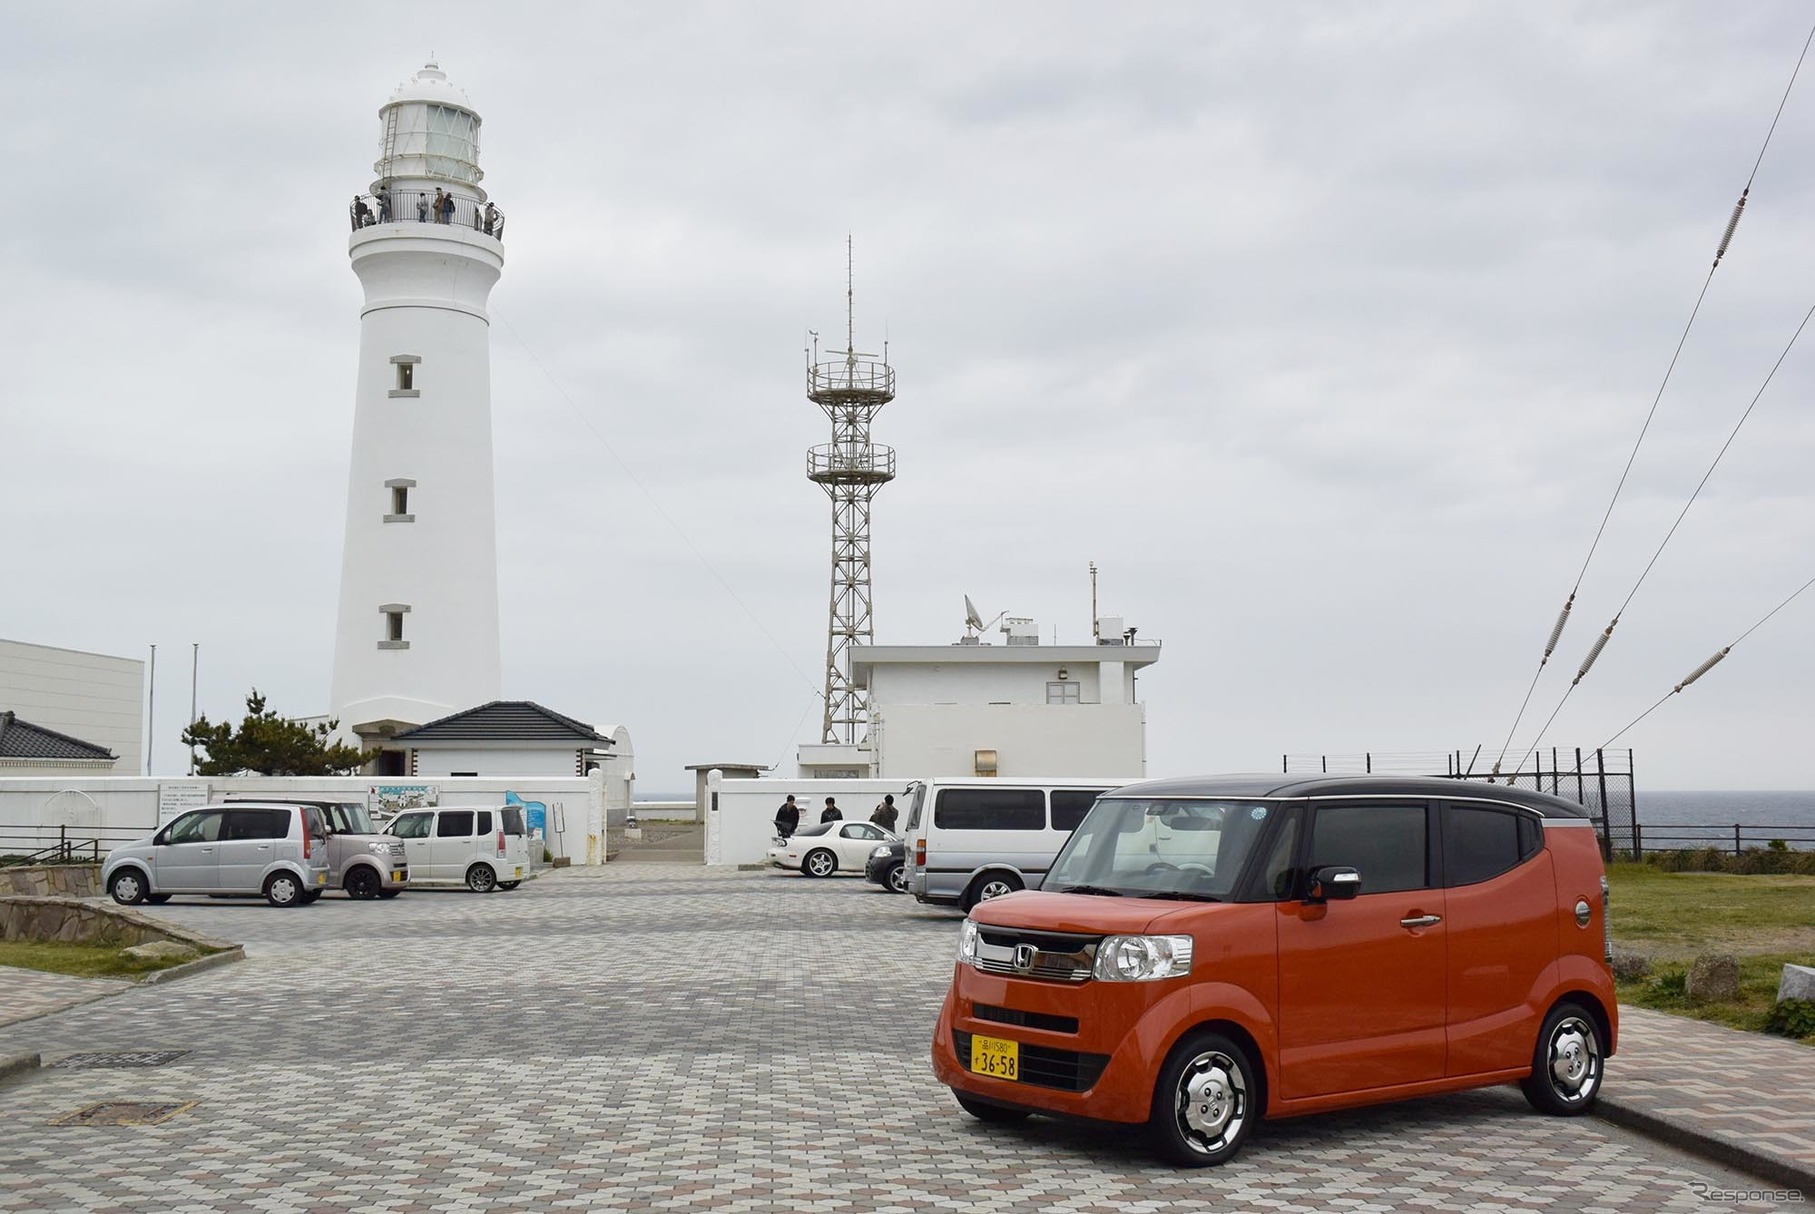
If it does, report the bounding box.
[390,355,421,397]
[1047,681,1082,705]
[379,603,411,649]
[385,478,416,522]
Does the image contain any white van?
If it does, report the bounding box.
[901,777,1132,910]
[383,804,530,892]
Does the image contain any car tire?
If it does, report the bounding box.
[954,1092,1031,1123]
[466,864,498,893]
[803,849,837,878]
[1147,1030,1259,1168]
[497,880,521,891]
[344,866,382,900]
[108,870,147,906]
[962,871,1022,912]
[885,862,907,894]
[264,872,304,908]
[1520,1000,1604,1115]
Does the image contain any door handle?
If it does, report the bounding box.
[1399,914,1442,929]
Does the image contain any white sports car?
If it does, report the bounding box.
[767,820,899,877]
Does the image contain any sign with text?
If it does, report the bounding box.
[157,782,211,826]
[367,783,438,818]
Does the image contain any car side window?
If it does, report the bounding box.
[165,811,224,845]
[843,823,882,840]
[934,789,1045,830]
[224,809,287,840]
[476,810,493,834]
[389,812,431,840]
[1444,805,1528,886]
[1050,790,1100,832]
[1308,803,1429,894]
[1260,809,1302,901]
[436,811,474,838]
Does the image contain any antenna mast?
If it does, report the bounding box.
[807,238,897,744]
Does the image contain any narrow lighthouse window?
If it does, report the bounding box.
[379,603,411,649]
[389,354,421,398]
[384,478,416,522]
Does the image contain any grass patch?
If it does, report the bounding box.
[0,939,218,980]
[1617,952,1815,1044]
[1607,864,1814,1044]
[1607,863,1815,957]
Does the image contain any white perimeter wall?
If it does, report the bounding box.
[0,773,608,865]
[0,640,144,776]
[704,775,910,867]
[872,704,1146,780]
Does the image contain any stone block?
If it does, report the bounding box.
[123,941,198,963]
[1610,948,1651,981]
[1686,953,1740,1002]
[1778,962,1815,1004]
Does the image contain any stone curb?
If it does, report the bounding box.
[137,945,246,986]
[1598,1096,1815,1194]
[0,1052,41,1085]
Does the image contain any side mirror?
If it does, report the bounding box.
[1307,866,1362,902]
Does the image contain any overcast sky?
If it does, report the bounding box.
[5,3,1814,792]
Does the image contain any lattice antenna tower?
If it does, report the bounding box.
[807,236,896,744]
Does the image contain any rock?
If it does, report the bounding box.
[1778,963,1815,1004]
[1609,948,1651,981]
[1686,953,1740,1002]
[122,941,197,963]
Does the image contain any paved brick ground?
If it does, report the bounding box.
[0,865,1804,1211]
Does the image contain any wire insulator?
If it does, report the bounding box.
[1674,647,1731,692]
[1573,619,1618,684]
[1714,189,1748,266]
[1543,595,1574,659]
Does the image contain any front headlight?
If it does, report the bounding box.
[1093,934,1194,982]
[870,845,891,859]
[957,919,980,966]
[368,841,392,855]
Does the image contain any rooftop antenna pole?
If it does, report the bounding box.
[1090,562,1100,642]
[146,644,156,776]
[188,642,199,776]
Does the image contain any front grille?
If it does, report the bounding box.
[953,1030,1109,1092]
[973,927,1098,984]
[973,1003,1079,1035]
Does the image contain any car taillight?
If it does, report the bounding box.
[496,830,506,857]
[303,821,313,860]
[915,839,926,866]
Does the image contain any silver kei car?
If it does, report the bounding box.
[225,797,409,899]
[103,802,332,908]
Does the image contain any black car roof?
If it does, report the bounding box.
[1101,773,1591,818]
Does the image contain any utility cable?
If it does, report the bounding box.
[1510,296,1815,774]
[490,305,825,702]
[1490,19,1815,776]
[1582,568,1815,759]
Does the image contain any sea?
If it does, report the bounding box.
[1630,789,1815,851]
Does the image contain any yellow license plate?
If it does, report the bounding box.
[391,871,406,882]
[513,867,523,878]
[969,1034,1019,1080]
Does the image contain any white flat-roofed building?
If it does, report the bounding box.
[0,639,142,775]
[797,622,1160,780]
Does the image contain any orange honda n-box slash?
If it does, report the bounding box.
[931,774,1618,1166]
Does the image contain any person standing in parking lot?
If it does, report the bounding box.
[870,794,897,833]
[774,795,800,840]
[820,796,843,823]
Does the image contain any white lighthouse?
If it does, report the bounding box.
[329,62,505,773]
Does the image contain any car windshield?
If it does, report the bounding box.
[1042,798,1276,900]
[325,803,376,834]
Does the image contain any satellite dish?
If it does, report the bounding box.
[964,595,984,632]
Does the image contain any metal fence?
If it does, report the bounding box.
[1281,747,1638,859]
[348,189,504,239]
[0,825,143,866]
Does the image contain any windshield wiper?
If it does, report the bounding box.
[1144,891,1222,902]
[1055,884,1124,897]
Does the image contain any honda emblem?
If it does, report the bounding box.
[1012,944,1038,971]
